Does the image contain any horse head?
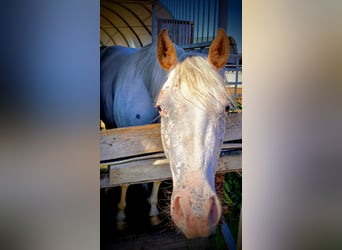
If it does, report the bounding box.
[156,28,231,238]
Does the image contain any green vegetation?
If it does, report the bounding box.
[223,171,242,242]
[210,171,242,249]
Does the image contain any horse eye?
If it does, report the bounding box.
[225,106,230,112]
[157,105,162,112]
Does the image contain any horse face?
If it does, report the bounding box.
[156,29,230,238]
[157,82,227,238]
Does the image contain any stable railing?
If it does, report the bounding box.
[100,112,241,188]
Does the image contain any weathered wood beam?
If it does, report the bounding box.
[100,150,241,188]
[100,112,242,188]
[100,112,241,163]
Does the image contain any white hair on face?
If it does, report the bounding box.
[168,55,232,115]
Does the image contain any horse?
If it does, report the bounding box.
[100,28,231,239]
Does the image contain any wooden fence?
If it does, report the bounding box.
[100,112,241,188]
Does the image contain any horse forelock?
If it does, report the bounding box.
[168,55,232,115]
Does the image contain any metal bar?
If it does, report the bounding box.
[152,2,157,43]
[234,66,240,102]
[220,217,237,250]
[207,0,210,41]
[171,0,174,40]
[181,0,184,45]
[191,1,195,43]
[201,0,205,42]
[196,0,200,43]
[174,0,178,43]
[218,0,228,31]
[188,0,192,44]
[182,1,189,44]
[213,0,218,37]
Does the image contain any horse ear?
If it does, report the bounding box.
[208,28,230,69]
[157,29,177,70]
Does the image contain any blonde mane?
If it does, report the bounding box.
[168,55,232,115]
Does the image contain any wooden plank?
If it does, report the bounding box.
[217,150,242,173]
[100,112,241,163]
[104,150,241,187]
[100,123,163,162]
[103,143,241,166]
[224,112,242,142]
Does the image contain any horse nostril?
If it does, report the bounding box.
[172,196,183,221]
[208,197,219,226]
